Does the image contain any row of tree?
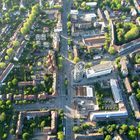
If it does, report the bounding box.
[20,4,40,35]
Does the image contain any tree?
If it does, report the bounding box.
[6,48,13,56]
[67,21,71,29]
[10,128,14,134]
[12,78,18,86]
[136,93,140,102]
[57,131,64,140]
[105,135,112,140]
[2,133,7,139]
[22,133,30,140]
[37,62,42,66]
[0,112,6,122]
[0,62,6,69]
[128,130,137,139]
[132,81,138,89]
[135,54,140,64]
[138,127,140,135]
[5,55,9,61]
[13,40,20,47]
[40,121,46,129]
[73,126,81,133]
[81,2,86,9]
[121,124,128,132]
[108,46,116,55]
[6,100,11,106]
[73,57,80,63]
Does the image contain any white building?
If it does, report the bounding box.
[86,62,113,79]
[110,79,122,103]
[70,10,79,15]
[90,110,128,121]
[80,13,96,22]
[86,2,97,7]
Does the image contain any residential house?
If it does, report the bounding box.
[133,0,140,13]
[14,94,23,101]
[53,32,60,51]
[0,63,14,84]
[16,111,50,138]
[73,46,78,58]
[51,111,58,133]
[74,133,104,140]
[47,135,57,140]
[135,64,140,72]
[120,57,128,77]
[124,77,133,94]
[52,72,57,96]
[24,95,36,101]
[113,135,123,140]
[0,94,6,101]
[38,93,48,100]
[110,20,115,45]
[16,112,25,139]
[6,93,13,100]
[46,51,57,74]
[18,80,36,87]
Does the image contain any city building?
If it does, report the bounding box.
[74,133,103,140]
[110,79,122,103]
[90,110,128,121]
[85,62,113,79]
[83,34,105,52]
[129,95,140,120]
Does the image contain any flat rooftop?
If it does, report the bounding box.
[86,62,112,74]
